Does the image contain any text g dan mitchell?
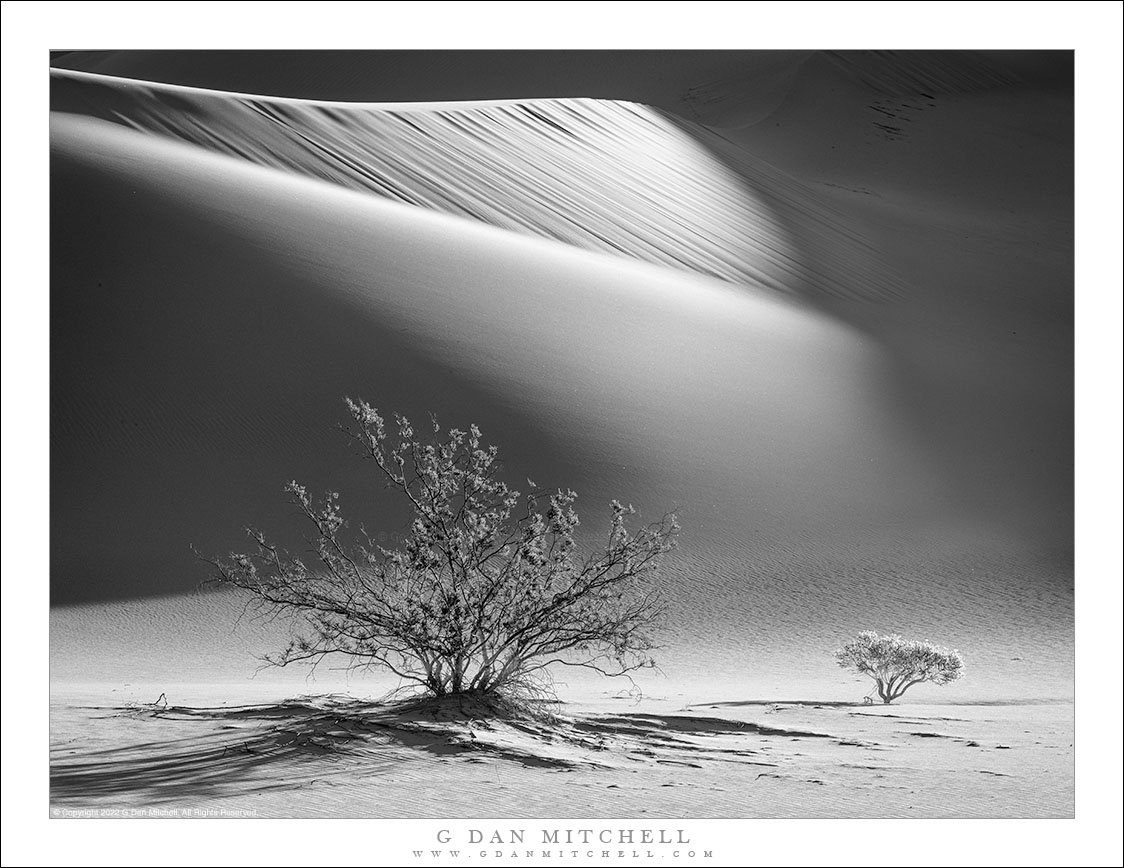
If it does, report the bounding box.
[438,830,692,845]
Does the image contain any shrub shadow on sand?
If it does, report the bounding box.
[51,694,858,804]
[575,713,833,740]
[51,694,579,804]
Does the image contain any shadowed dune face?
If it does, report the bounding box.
[686,51,1074,550]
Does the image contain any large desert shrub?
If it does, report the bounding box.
[835,631,964,704]
[201,400,679,701]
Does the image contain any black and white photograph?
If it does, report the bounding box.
[3,2,1122,865]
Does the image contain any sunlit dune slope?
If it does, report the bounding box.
[51,68,897,304]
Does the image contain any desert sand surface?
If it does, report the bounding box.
[51,687,1072,819]
[44,46,1079,824]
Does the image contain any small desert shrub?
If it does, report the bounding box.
[835,631,964,704]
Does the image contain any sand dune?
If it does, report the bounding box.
[48,51,1075,818]
[50,57,1073,547]
[51,67,899,303]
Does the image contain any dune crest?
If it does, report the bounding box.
[51,68,899,304]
